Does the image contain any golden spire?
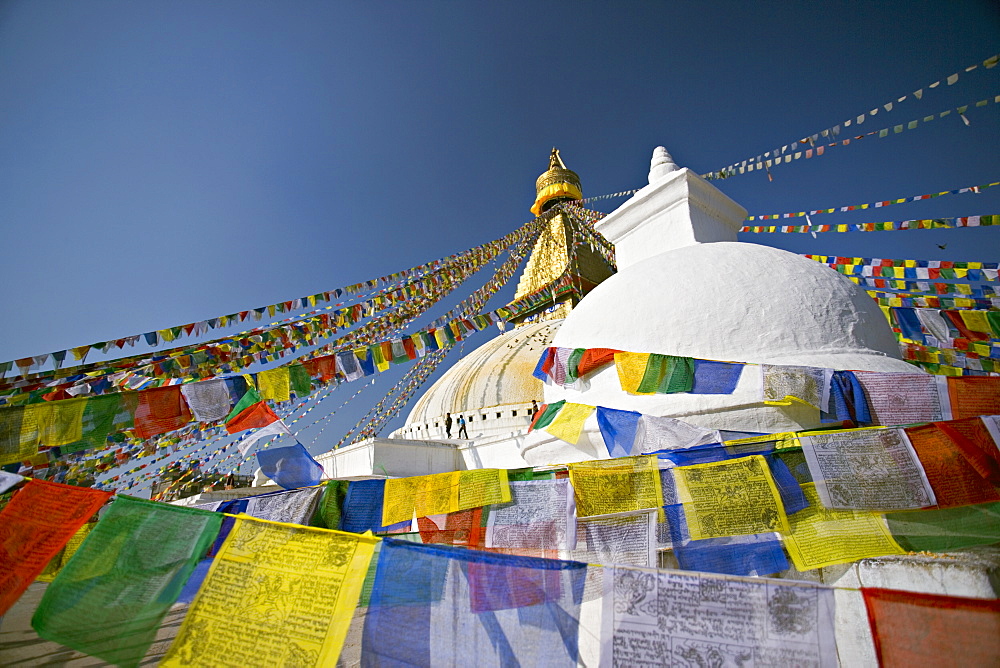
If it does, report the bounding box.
[511,149,614,324]
[531,148,583,216]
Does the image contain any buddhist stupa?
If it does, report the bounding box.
[520,147,919,466]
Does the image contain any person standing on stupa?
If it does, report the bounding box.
[457,415,468,439]
[445,413,453,438]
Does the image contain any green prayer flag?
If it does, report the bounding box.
[532,400,565,431]
[31,496,222,667]
[289,364,312,397]
[566,348,586,383]
[309,479,349,529]
[225,387,262,423]
[62,394,137,453]
[636,354,695,394]
[885,503,1000,552]
[507,467,555,482]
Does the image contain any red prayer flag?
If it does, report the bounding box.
[0,479,111,615]
[863,588,1000,667]
[947,377,1000,419]
[133,385,193,439]
[577,348,622,377]
[904,420,1000,507]
[225,401,280,434]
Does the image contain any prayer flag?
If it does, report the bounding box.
[257,442,324,489]
[567,456,663,517]
[257,367,291,402]
[132,385,192,439]
[161,517,377,668]
[863,588,1000,667]
[674,455,791,539]
[226,399,280,434]
[0,479,111,615]
[363,539,586,667]
[782,484,904,570]
[543,402,594,444]
[32,496,222,667]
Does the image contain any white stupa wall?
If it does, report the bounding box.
[595,149,747,269]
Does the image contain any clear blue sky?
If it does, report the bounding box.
[1,1,998,478]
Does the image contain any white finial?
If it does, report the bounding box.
[648,146,679,184]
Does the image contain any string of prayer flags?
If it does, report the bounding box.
[862,588,1000,668]
[902,419,1000,508]
[661,504,789,577]
[799,428,937,510]
[809,254,1000,280]
[31,496,222,667]
[602,566,838,667]
[743,214,1000,234]
[0,479,111,615]
[781,484,906,570]
[673,455,791,539]
[362,539,587,668]
[1,219,536,379]
[257,442,324,489]
[244,486,325,524]
[485,479,577,553]
[704,52,1000,181]
[745,180,999,221]
[884,502,1000,552]
[161,516,377,667]
[567,455,663,517]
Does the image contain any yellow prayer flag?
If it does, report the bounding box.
[161,516,377,667]
[36,523,92,583]
[382,471,460,526]
[36,397,87,448]
[674,455,791,540]
[724,432,800,454]
[567,456,663,517]
[781,484,904,571]
[543,402,594,444]
[458,468,511,509]
[960,310,993,334]
[257,367,291,402]
[614,352,652,395]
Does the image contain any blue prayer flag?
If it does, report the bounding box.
[256,442,323,490]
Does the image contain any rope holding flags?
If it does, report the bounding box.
[703,53,1000,181]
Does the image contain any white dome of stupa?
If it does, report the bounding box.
[392,320,559,440]
[552,240,912,372]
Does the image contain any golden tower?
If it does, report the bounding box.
[509,149,615,324]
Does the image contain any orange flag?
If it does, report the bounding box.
[0,479,111,615]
